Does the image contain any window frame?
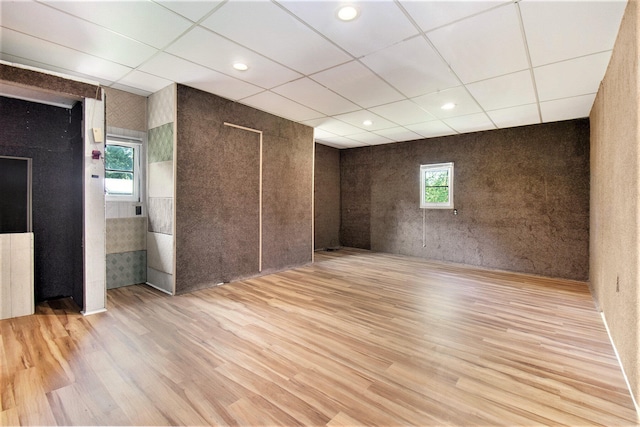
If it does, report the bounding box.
[420,162,454,209]
[105,138,141,202]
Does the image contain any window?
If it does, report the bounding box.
[105,139,141,202]
[420,162,454,209]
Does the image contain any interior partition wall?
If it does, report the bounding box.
[174,85,314,294]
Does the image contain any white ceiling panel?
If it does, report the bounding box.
[406,121,457,138]
[154,0,225,22]
[346,132,394,145]
[241,91,323,122]
[428,3,529,83]
[303,117,364,136]
[443,113,496,133]
[139,52,263,101]
[520,0,627,67]
[311,61,404,108]
[540,94,596,123]
[374,127,423,143]
[201,1,351,75]
[466,70,536,111]
[40,0,193,49]
[1,1,157,68]
[487,104,541,129]
[314,128,339,140]
[534,52,611,102]
[272,78,359,116]
[369,100,436,126]
[412,86,481,118]
[166,26,301,89]
[333,110,396,132]
[0,0,624,149]
[398,0,509,32]
[278,0,418,57]
[0,28,132,84]
[315,136,366,149]
[116,70,174,95]
[360,35,460,98]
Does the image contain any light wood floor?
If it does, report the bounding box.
[1,248,638,426]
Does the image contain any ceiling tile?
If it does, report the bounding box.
[272,78,358,116]
[138,52,263,100]
[303,117,364,136]
[333,110,396,132]
[520,0,627,67]
[108,82,152,97]
[1,1,157,68]
[443,113,496,133]
[278,0,418,57]
[360,36,460,98]
[40,0,193,49]
[346,132,394,145]
[314,128,339,140]
[201,1,351,75]
[0,28,132,84]
[311,61,404,108]
[487,104,541,129]
[166,26,302,89]
[374,127,423,143]
[540,94,596,123]
[241,91,323,122]
[406,121,457,138]
[116,70,174,95]
[412,86,481,118]
[369,100,436,126]
[315,136,366,149]
[466,70,536,111]
[428,3,529,83]
[398,0,509,32]
[154,0,225,22]
[534,52,610,102]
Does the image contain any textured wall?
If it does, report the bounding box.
[104,87,147,132]
[0,96,83,302]
[590,0,639,408]
[104,88,148,290]
[175,85,314,293]
[314,143,341,250]
[340,147,372,249]
[147,84,175,294]
[341,120,590,281]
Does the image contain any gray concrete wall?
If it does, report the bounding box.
[590,0,639,408]
[341,119,590,281]
[175,85,314,293]
[314,143,340,250]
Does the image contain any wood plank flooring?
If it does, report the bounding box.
[1,248,638,426]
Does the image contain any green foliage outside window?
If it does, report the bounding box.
[105,145,134,181]
[424,170,449,203]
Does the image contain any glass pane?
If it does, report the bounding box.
[105,145,134,172]
[424,169,448,187]
[105,171,134,195]
[424,186,449,203]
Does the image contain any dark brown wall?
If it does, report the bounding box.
[0,96,84,302]
[341,119,590,280]
[175,85,314,293]
[314,143,340,250]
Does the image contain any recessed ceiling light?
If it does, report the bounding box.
[337,5,359,21]
[362,119,373,126]
[233,62,248,71]
[441,102,456,110]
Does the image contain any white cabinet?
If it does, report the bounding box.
[0,233,34,320]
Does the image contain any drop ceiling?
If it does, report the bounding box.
[0,0,627,148]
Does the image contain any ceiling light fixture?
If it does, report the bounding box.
[233,62,248,71]
[362,119,373,126]
[337,5,359,21]
[441,102,456,110]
